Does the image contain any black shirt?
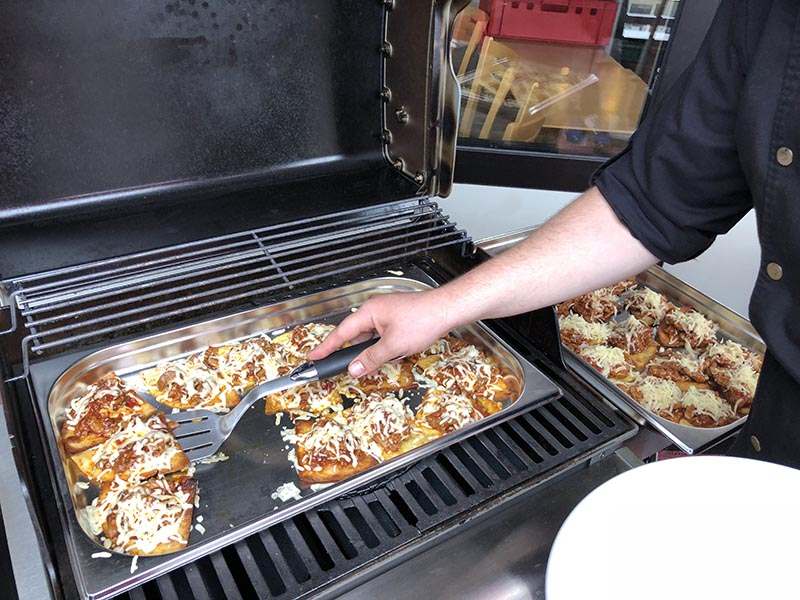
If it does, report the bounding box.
[594,0,800,466]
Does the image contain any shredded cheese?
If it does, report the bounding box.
[625,287,670,320]
[416,344,502,398]
[91,552,112,559]
[87,475,195,555]
[420,390,482,430]
[559,314,613,343]
[726,363,759,395]
[578,346,628,378]
[271,482,302,502]
[671,310,718,339]
[632,376,683,415]
[681,388,734,421]
[88,415,182,483]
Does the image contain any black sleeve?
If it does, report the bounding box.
[593,0,753,264]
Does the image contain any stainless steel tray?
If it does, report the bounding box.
[563,266,765,455]
[31,267,561,600]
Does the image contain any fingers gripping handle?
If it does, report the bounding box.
[313,339,378,379]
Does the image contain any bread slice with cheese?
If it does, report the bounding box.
[264,376,347,417]
[577,345,636,383]
[608,316,657,370]
[414,388,489,438]
[291,417,377,483]
[340,360,417,398]
[558,313,613,350]
[412,342,519,404]
[61,373,156,455]
[71,413,189,484]
[345,393,426,460]
[88,473,197,556]
[271,322,336,360]
[140,352,240,413]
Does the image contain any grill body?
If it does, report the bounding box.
[0,202,636,599]
[0,3,636,597]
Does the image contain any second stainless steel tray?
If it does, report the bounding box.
[31,267,561,600]
[564,266,765,455]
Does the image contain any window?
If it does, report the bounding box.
[452,0,678,160]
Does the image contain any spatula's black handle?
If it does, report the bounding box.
[313,338,379,380]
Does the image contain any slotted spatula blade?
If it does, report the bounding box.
[139,339,377,462]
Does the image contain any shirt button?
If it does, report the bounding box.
[777,146,794,166]
[767,262,783,281]
[750,435,762,452]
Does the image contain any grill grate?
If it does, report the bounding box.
[0,199,469,379]
[111,387,632,600]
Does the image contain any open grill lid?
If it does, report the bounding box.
[0,0,466,278]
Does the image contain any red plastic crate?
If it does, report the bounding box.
[479,0,619,46]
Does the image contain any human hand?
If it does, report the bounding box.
[307,290,454,377]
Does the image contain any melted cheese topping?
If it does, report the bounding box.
[273,379,344,415]
[670,310,718,339]
[296,394,415,467]
[578,345,628,377]
[582,287,619,310]
[297,419,361,469]
[216,339,284,391]
[558,314,613,343]
[90,415,182,482]
[87,476,194,554]
[651,350,703,375]
[626,287,670,320]
[726,363,758,395]
[632,376,683,414]
[341,361,408,396]
[420,390,481,429]
[704,340,748,364]
[64,377,141,427]
[276,323,335,358]
[152,358,232,412]
[612,316,650,348]
[417,344,501,397]
[680,388,735,421]
[347,394,413,459]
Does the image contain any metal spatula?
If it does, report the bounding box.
[146,339,376,462]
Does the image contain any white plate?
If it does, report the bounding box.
[546,456,800,600]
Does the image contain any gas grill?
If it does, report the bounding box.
[0,1,638,598]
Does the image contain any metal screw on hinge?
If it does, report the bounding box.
[380,87,392,102]
[382,129,393,144]
[381,41,393,57]
[383,0,395,9]
[393,158,404,170]
[395,107,409,124]
[414,172,425,184]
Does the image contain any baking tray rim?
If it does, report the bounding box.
[562,265,764,455]
[36,270,562,600]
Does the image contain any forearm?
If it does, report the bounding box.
[434,186,658,327]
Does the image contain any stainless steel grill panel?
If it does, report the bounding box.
[0,199,469,379]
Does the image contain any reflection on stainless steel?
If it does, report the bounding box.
[332,451,638,600]
[565,266,765,455]
[477,226,537,256]
[37,268,560,600]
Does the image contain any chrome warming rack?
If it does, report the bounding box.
[1,199,470,380]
